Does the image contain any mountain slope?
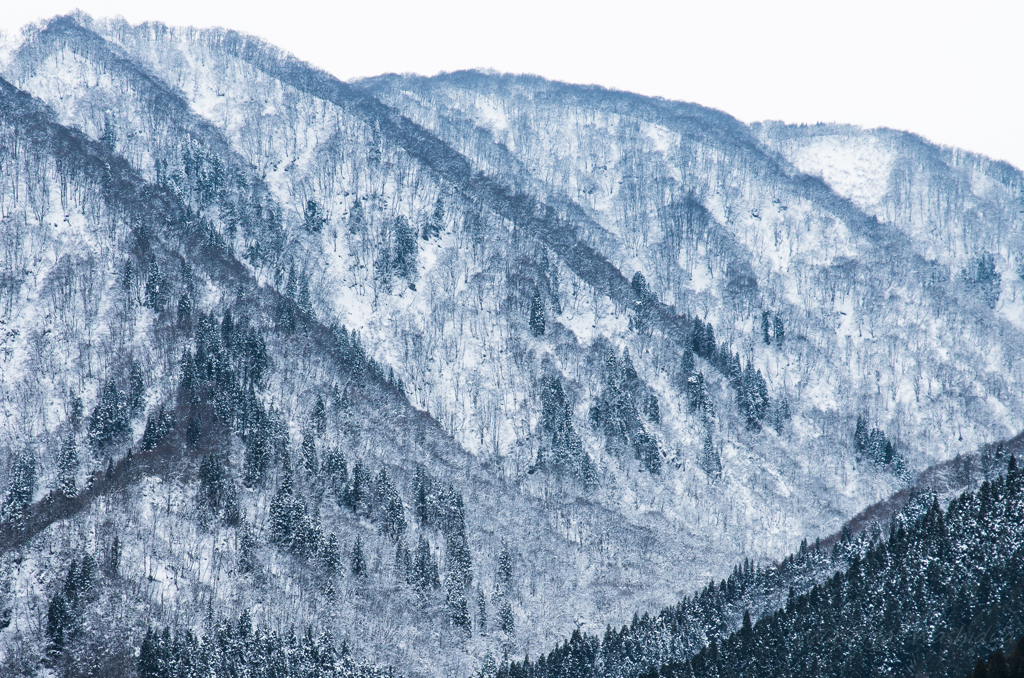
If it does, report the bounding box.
[1,12,1023,678]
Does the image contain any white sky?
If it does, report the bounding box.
[2,0,1022,170]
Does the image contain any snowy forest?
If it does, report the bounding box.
[0,12,1023,678]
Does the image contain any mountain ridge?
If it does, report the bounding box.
[1,13,1022,678]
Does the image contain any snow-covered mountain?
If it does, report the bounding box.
[0,12,1021,678]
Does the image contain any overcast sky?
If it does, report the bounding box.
[3,0,1022,170]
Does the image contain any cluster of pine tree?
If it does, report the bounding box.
[628,273,658,336]
[373,214,418,292]
[527,250,561,337]
[537,377,598,483]
[759,310,784,346]
[853,415,905,473]
[680,347,720,479]
[1,451,38,527]
[408,467,475,629]
[497,456,1024,678]
[966,252,1001,310]
[589,349,661,474]
[45,555,98,655]
[87,359,146,453]
[137,613,387,678]
[687,318,771,432]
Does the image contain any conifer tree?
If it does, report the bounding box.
[319,533,341,575]
[322,446,348,500]
[3,452,36,523]
[681,347,695,378]
[422,196,446,240]
[413,533,440,592]
[304,199,326,233]
[311,395,327,437]
[395,538,412,581]
[345,462,368,516]
[238,522,257,574]
[46,591,71,653]
[477,589,488,633]
[529,290,546,337]
[351,537,367,577]
[145,260,164,311]
[701,430,721,479]
[498,600,515,636]
[301,431,318,475]
[496,545,514,598]
[446,574,471,631]
[89,378,130,451]
[56,434,78,497]
[393,215,418,281]
[645,394,660,423]
[128,360,146,417]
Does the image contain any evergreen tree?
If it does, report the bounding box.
[311,395,327,437]
[761,310,772,344]
[69,392,84,432]
[104,535,121,578]
[348,197,366,235]
[238,522,257,574]
[198,449,236,522]
[773,313,785,344]
[304,199,326,233]
[269,475,306,552]
[772,398,791,434]
[529,290,546,337]
[99,113,117,151]
[496,546,514,597]
[446,574,472,631]
[477,589,488,633]
[319,533,341,575]
[322,446,348,500]
[681,347,695,378]
[634,429,661,474]
[701,430,721,479]
[178,289,193,327]
[644,394,660,423]
[46,591,71,653]
[56,434,78,497]
[3,452,36,523]
[422,196,445,240]
[344,462,369,516]
[128,360,146,417]
[413,533,440,592]
[395,538,412,581]
[854,415,869,458]
[413,466,432,526]
[498,600,515,636]
[351,537,367,577]
[629,272,656,335]
[687,373,712,419]
[301,432,318,475]
[243,415,271,487]
[393,215,418,281]
[972,252,1001,309]
[145,260,165,311]
[379,478,407,541]
[120,258,134,305]
[446,510,473,588]
[89,378,130,451]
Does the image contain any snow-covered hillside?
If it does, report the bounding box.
[1,12,1022,678]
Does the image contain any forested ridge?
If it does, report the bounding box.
[2,12,1024,678]
[500,456,1024,678]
